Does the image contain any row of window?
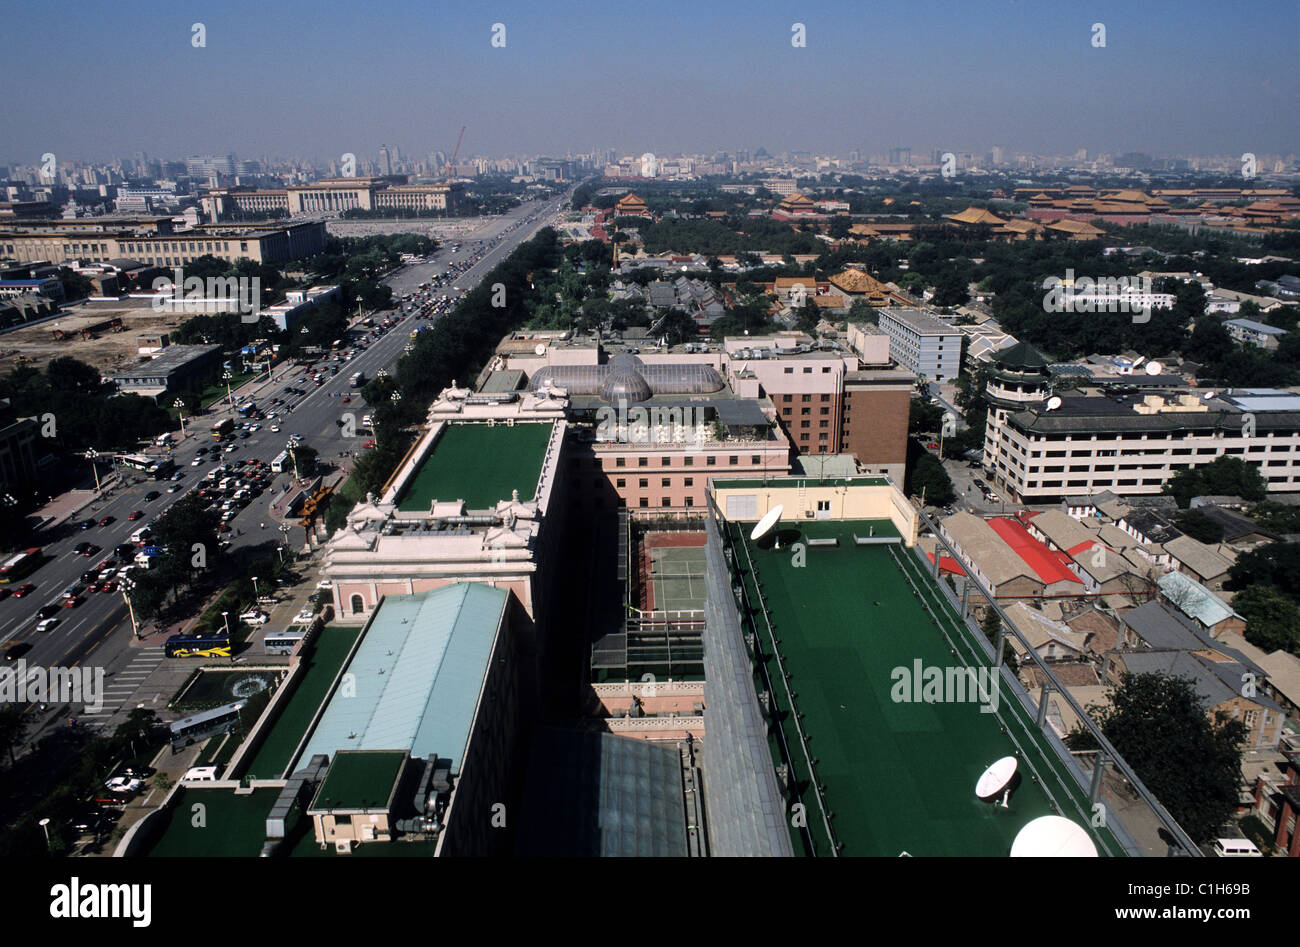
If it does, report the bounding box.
[607,454,764,468]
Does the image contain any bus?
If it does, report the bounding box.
[169,699,246,747]
[116,454,175,480]
[237,402,258,419]
[211,418,234,439]
[349,371,365,389]
[164,632,232,659]
[0,547,43,583]
[264,627,311,656]
[271,450,291,474]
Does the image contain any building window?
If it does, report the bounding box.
[684,477,694,487]
[616,457,625,467]
[639,478,648,488]
[639,498,649,508]
[661,456,671,466]
[350,594,365,614]
[661,477,671,487]
[662,497,671,507]
[638,457,648,467]
[706,456,716,466]
[616,478,625,488]
[729,455,738,465]
[685,457,694,466]
[685,496,694,507]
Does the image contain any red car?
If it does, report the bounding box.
[127,510,144,521]
[98,515,115,526]
[62,596,84,608]
[926,442,940,450]
[12,584,36,598]
[217,523,231,533]
[81,544,101,557]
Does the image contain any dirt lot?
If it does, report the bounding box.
[0,299,197,376]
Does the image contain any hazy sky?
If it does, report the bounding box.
[4,0,1297,164]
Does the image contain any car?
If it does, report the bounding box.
[115,544,135,558]
[0,587,10,601]
[239,610,268,625]
[127,510,144,521]
[73,541,92,555]
[81,571,98,584]
[217,523,231,533]
[119,764,155,780]
[81,544,100,557]
[144,491,160,501]
[316,579,333,590]
[3,641,33,660]
[62,596,84,608]
[293,608,316,624]
[191,457,204,466]
[171,470,185,481]
[36,617,60,632]
[926,442,940,450]
[12,584,36,598]
[104,776,142,795]
[78,518,96,530]
[37,602,61,617]
[167,484,181,493]
[97,515,115,527]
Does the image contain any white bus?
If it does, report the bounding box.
[271,450,290,474]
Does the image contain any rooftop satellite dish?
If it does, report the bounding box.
[534,343,546,356]
[1010,816,1098,858]
[975,756,1018,807]
[1132,355,1147,368]
[1145,361,1163,376]
[1045,396,1063,411]
[750,505,784,542]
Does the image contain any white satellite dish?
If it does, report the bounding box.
[1145,361,1163,376]
[750,505,784,542]
[1045,396,1063,412]
[975,756,1018,807]
[534,343,546,356]
[1132,355,1147,368]
[1010,816,1098,857]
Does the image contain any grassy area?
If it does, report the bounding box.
[144,788,280,857]
[198,367,261,410]
[238,626,361,780]
[396,421,553,512]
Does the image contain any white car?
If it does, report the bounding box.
[316,579,333,590]
[36,618,60,633]
[239,610,268,625]
[105,776,143,794]
[191,457,203,465]
[270,425,280,433]
[293,608,316,624]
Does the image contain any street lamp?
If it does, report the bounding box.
[39,818,51,851]
[222,611,231,637]
[356,295,363,321]
[222,369,234,409]
[120,577,140,640]
[173,398,187,439]
[251,575,259,602]
[85,449,103,494]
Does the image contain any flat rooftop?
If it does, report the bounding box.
[145,788,280,857]
[724,518,1122,857]
[311,751,406,811]
[396,421,554,512]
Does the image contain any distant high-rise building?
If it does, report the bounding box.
[378,144,393,176]
[888,147,911,166]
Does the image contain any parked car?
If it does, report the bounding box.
[104,776,142,795]
[239,610,269,625]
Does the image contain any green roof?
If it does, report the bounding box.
[297,584,510,772]
[726,518,1123,857]
[310,750,407,811]
[995,341,1050,370]
[396,421,554,512]
[145,788,280,857]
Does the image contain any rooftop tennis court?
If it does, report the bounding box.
[395,421,554,512]
[725,518,1121,857]
[646,542,707,612]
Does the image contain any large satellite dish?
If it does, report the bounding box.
[1145,361,1163,376]
[1045,396,1063,411]
[975,756,1018,804]
[1010,816,1098,857]
[750,505,784,542]
[534,343,546,356]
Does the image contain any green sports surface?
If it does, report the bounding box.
[145,788,280,857]
[726,519,1123,857]
[396,422,554,512]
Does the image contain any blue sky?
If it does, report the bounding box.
[2,0,1296,162]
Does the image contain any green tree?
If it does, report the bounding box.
[909,453,955,505]
[1228,542,1300,600]
[1173,509,1225,544]
[1163,456,1267,507]
[289,444,318,479]
[1232,584,1300,654]
[1067,673,1246,843]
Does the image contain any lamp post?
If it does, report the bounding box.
[251,575,259,603]
[356,295,363,321]
[121,577,140,640]
[85,449,102,494]
[173,398,187,439]
[277,523,290,563]
[39,818,51,852]
[222,611,231,637]
[222,369,233,409]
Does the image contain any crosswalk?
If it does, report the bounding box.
[79,646,166,723]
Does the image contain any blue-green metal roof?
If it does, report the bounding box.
[298,584,509,772]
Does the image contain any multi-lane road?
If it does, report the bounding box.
[0,189,573,730]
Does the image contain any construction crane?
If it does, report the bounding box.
[444,125,466,181]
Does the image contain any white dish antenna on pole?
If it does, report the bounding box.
[750,505,784,542]
[1045,396,1063,411]
[1145,361,1164,376]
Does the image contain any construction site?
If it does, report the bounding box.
[0,298,195,376]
